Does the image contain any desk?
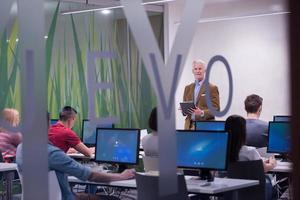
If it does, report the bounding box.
[271,161,292,173]
[68,176,259,195]
[68,153,95,160]
[0,163,17,200]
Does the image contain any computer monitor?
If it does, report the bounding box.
[273,115,291,122]
[267,121,291,154]
[50,119,58,125]
[176,130,229,181]
[95,128,140,165]
[82,119,114,146]
[194,121,225,131]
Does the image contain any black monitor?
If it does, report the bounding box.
[194,121,225,131]
[82,119,114,146]
[176,130,229,181]
[273,115,291,122]
[95,128,140,166]
[267,121,291,154]
[50,119,59,125]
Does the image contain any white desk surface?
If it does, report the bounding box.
[0,163,17,172]
[271,161,292,173]
[68,176,259,195]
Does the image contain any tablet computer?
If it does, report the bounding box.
[180,101,196,115]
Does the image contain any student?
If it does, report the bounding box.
[49,106,93,157]
[225,115,276,200]
[244,94,268,148]
[141,107,158,157]
[16,143,135,200]
[0,108,22,162]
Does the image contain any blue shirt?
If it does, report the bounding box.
[192,79,204,120]
[194,80,203,104]
[16,143,92,200]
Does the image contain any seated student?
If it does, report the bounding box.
[16,143,135,200]
[225,115,276,200]
[244,94,268,148]
[49,106,93,157]
[141,107,158,157]
[0,108,22,162]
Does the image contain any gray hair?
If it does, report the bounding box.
[192,59,206,69]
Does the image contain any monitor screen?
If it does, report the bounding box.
[267,122,291,154]
[50,119,58,125]
[82,119,114,145]
[195,121,225,131]
[176,130,229,170]
[273,115,291,122]
[95,128,140,165]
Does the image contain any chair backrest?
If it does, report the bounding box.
[143,156,158,172]
[17,169,62,200]
[227,160,266,200]
[48,171,62,200]
[136,173,189,200]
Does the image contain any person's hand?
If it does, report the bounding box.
[187,106,203,116]
[120,169,136,180]
[89,147,95,154]
[267,156,277,168]
[67,148,77,154]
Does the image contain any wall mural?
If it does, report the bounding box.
[0,2,161,136]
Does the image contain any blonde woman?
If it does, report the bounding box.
[0,108,22,162]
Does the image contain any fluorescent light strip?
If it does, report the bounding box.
[198,11,290,23]
[175,11,290,24]
[61,5,123,15]
[61,0,174,15]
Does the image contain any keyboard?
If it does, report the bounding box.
[276,161,292,167]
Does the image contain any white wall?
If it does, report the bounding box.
[167,0,290,129]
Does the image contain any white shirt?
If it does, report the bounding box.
[141,132,158,157]
[239,145,262,161]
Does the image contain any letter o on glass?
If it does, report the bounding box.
[204,55,233,117]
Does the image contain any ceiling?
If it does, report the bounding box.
[57,0,288,17]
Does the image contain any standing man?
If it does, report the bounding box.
[182,59,220,130]
[244,94,268,148]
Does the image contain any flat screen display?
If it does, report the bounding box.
[95,128,140,165]
[82,119,114,145]
[267,122,291,154]
[195,121,225,131]
[177,130,229,170]
[50,119,58,125]
[273,116,291,122]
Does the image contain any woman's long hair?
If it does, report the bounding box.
[225,115,247,162]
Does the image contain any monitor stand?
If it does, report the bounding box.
[199,169,214,182]
[117,164,128,173]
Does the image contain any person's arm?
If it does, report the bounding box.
[88,169,135,182]
[263,156,277,172]
[73,142,93,157]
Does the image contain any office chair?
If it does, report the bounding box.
[227,160,266,200]
[136,173,189,200]
[17,169,62,200]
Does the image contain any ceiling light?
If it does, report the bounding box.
[61,0,175,15]
[101,9,111,15]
